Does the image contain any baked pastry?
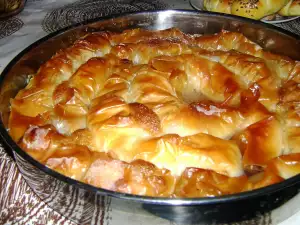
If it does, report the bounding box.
[204,0,294,20]
[203,0,233,14]
[279,0,300,16]
[9,28,300,197]
[231,0,290,19]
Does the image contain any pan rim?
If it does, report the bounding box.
[1,9,300,206]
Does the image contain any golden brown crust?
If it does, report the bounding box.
[268,153,300,179]
[9,28,300,197]
[231,0,290,20]
[279,0,300,16]
[174,168,247,198]
[204,0,234,14]
[204,0,292,20]
[233,116,284,172]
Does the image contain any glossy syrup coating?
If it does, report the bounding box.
[9,28,300,197]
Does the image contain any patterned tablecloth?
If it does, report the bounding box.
[0,1,300,224]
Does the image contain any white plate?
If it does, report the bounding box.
[261,14,300,24]
[190,0,300,24]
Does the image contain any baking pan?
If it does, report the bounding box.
[1,10,300,224]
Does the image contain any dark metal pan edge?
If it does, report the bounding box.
[1,9,300,206]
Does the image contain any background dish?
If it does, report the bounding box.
[190,0,300,24]
[261,14,300,24]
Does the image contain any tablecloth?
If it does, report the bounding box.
[0,1,300,224]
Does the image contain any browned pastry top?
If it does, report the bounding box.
[204,0,297,19]
[9,28,300,197]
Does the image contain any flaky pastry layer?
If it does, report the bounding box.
[9,28,300,197]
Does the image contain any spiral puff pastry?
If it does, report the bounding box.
[9,28,300,197]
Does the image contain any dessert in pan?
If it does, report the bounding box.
[194,0,300,22]
[9,28,300,198]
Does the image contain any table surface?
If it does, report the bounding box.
[0,1,300,224]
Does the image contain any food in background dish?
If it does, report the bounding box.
[203,0,300,20]
[279,0,300,16]
[9,28,300,197]
[0,0,25,19]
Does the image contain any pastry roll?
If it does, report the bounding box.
[231,0,290,20]
[279,0,300,16]
[174,168,247,197]
[204,0,234,14]
[9,28,300,197]
[133,133,243,177]
[233,116,284,172]
[268,153,300,179]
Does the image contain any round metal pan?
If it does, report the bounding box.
[1,10,300,224]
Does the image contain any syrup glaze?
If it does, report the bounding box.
[9,28,300,197]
